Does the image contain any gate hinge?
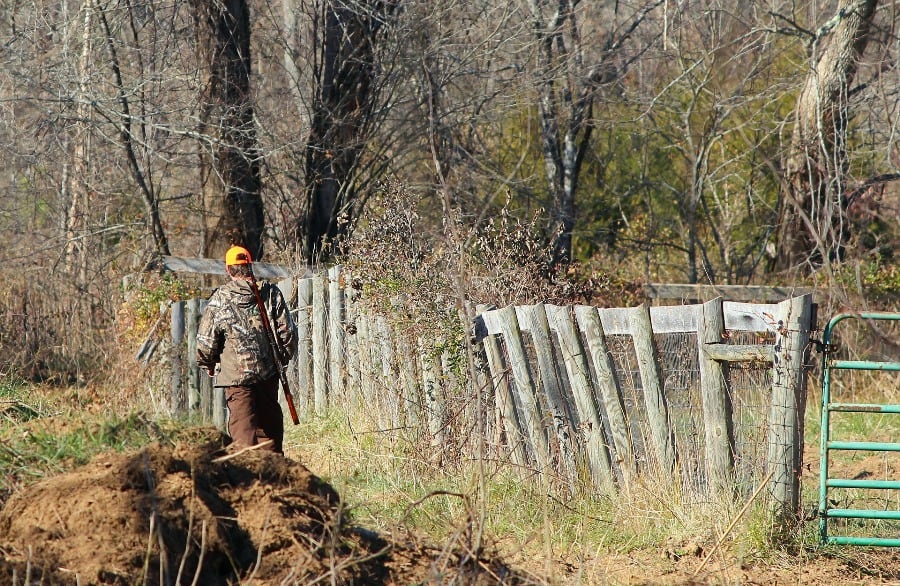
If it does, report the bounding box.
[810,339,839,354]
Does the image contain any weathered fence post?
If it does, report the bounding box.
[477,304,528,471]
[499,305,551,478]
[698,297,735,493]
[328,266,344,406]
[212,381,226,431]
[185,299,201,413]
[356,312,376,409]
[465,302,492,459]
[767,294,813,520]
[525,304,578,487]
[198,299,212,422]
[376,315,398,429]
[278,277,298,416]
[419,337,446,452]
[203,293,225,429]
[343,281,361,405]
[170,300,185,415]
[395,329,421,426]
[629,304,676,476]
[296,278,314,416]
[312,273,328,415]
[574,306,634,481]
[546,305,615,491]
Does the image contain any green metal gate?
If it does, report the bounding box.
[818,312,900,547]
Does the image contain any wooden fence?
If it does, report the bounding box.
[165,266,814,517]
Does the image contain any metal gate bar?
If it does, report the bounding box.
[818,312,900,547]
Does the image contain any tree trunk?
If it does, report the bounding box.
[529,0,576,267]
[64,0,94,282]
[774,0,879,272]
[304,0,384,263]
[191,0,264,261]
[528,0,661,267]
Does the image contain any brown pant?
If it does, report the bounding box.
[225,377,284,455]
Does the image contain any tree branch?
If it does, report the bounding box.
[845,172,900,206]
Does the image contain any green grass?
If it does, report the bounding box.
[283,405,793,571]
[0,376,191,502]
[2,372,893,581]
[281,375,899,576]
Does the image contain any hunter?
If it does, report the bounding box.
[197,246,297,455]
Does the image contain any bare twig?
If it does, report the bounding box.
[189,521,207,586]
[141,512,156,586]
[175,473,197,585]
[211,440,274,463]
[692,469,776,578]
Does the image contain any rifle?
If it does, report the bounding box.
[248,273,300,425]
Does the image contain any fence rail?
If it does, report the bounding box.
[164,266,814,519]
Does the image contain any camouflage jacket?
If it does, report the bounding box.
[196,279,297,387]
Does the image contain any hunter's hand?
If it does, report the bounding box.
[207,366,215,377]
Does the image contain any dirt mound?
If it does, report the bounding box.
[0,429,519,585]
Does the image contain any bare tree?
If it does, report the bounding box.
[301,0,393,262]
[634,2,788,283]
[774,0,881,273]
[524,0,663,266]
[96,0,171,258]
[191,0,265,260]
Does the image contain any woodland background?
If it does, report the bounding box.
[1,0,898,382]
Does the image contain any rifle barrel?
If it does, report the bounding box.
[249,275,300,425]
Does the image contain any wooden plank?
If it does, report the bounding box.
[170,301,185,414]
[767,294,813,521]
[368,314,389,431]
[394,328,421,426]
[574,305,634,479]
[528,304,579,486]
[419,337,446,450]
[355,312,376,407]
[475,309,503,338]
[198,299,212,422]
[649,305,699,333]
[723,301,780,332]
[296,278,314,416]
[646,283,814,302]
[595,307,632,335]
[327,266,345,407]
[343,282,361,405]
[703,344,773,363]
[377,315,399,429]
[479,300,780,336]
[498,305,551,475]
[276,277,295,303]
[600,306,699,335]
[698,297,735,493]
[213,387,226,431]
[159,255,301,280]
[546,305,614,490]
[477,304,528,471]
[278,275,298,416]
[467,302,493,459]
[629,304,675,476]
[312,273,328,415]
[185,299,201,413]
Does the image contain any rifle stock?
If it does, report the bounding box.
[248,275,300,425]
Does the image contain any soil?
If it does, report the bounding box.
[0,427,897,585]
[0,429,516,585]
